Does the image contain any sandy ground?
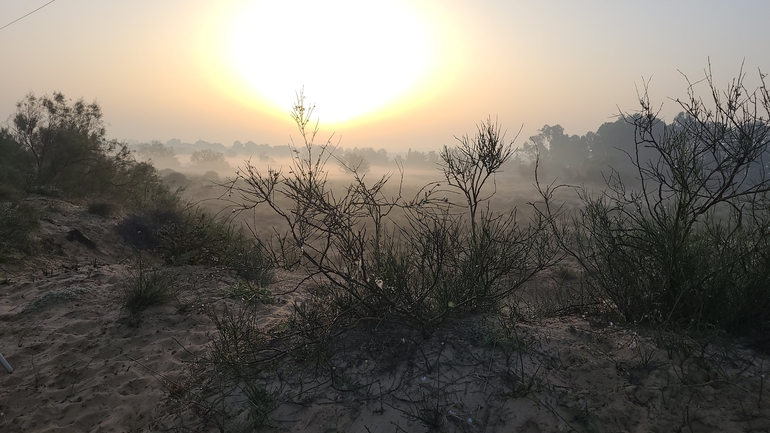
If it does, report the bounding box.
[1,197,770,432]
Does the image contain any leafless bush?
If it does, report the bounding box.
[226,91,559,337]
[539,64,770,333]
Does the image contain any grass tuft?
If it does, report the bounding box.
[124,264,174,315]
[224,279,275,305]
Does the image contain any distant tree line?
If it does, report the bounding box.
[7,91,751,194]
[514,116,690,185]
[125,118,704,184]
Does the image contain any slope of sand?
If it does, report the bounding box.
[1,197,769,432]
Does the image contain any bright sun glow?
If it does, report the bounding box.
[225,0,438,125]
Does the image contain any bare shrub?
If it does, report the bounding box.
[226,92,559,337]
[539,64,770,333]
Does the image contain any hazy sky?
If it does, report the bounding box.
[1,0,768,152]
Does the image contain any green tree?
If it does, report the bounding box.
[9,92,131,196]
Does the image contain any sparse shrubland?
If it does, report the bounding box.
[116,208,184,251]
[115,203,273,287]
[224,278,276,305]
[166,70,770,430]
[162,93,564,431]
[154,208,273,285]
[5,70,770,432]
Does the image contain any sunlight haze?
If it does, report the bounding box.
[220,0,444,125]
[1,0,769,152]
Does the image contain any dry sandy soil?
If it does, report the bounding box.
[1,197,770,432]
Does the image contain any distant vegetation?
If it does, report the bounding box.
[122,109,654,188]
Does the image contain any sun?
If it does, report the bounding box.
[223,0,439,125]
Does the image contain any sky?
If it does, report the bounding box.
[1,0,769,153]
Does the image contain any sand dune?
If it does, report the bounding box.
[1,197,769,432]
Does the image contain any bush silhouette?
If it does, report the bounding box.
[226,92,558,337]
[539,67,770,334]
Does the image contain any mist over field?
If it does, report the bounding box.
[129,115,642,223]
